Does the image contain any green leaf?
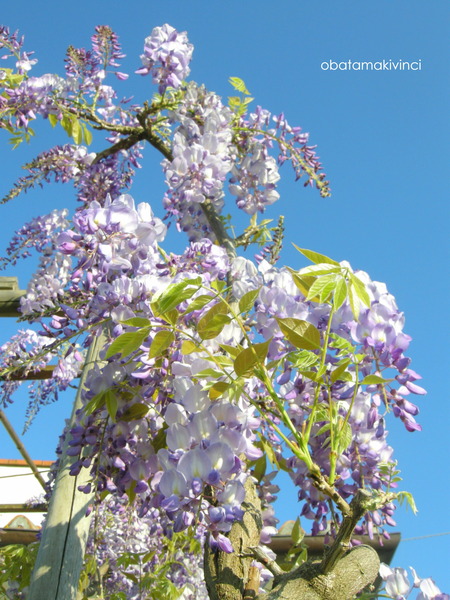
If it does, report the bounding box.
[299,263,341,276]
[195,368,225,378]
[229,76,251,95]
[82,123,93,145]
[198,313,231,340]
[348,282,360,320]
[306,274,339,303]
[105,328,150,359]
[182,294,215,315]
[156,278,202,314]
[209,381,230,400]
[234,339,271,377]
[298,369,322,382]
[211,355,234,368]
[330,358,351,383]
[329,333,356,353]
[360,374,393,385]
[238,288,260,313]
[397,490,418,515]
[288,268,319,299]
[349,273,371,308]
[181,340,200,355]
[152,426,168,452]
[121,317,151,327]
[252,454,267,482]
[105,389,118,421]
[197,301,230,340]
[291,517,305,546]
[149,330,175,359]
[258,435,277,466]
[161,308,179,325]
[48,113,58,127]
[83,390,108,416]
[61,114,72,137]
[333,278,347,311]
[336,420,352,453]
[219,343,242,358]
[292,245,340,266]
[290,349,319,370]
[71,117,82,144]
[275,317,321,350]
[121,402,149,421]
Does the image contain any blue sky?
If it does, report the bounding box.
[1,0,449,593]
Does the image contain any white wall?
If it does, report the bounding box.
[0,462,51,528]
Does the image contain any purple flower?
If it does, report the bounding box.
[136,24,193,94]
[379,564,411,599]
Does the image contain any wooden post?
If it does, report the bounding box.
[27,330,106,600]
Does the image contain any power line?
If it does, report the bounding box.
[0,470,50,480]
[402,532,450,542]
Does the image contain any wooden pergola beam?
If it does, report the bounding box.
[0,409,47,490]
[0,503,48,512]
[0,365,57,381]
[0,276,26,318]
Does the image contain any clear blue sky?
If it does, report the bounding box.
[1,0,449,593]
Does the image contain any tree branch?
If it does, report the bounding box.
[204,477,263,600]
[257,545,380,600]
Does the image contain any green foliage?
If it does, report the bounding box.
[105,328,150,359]
[196,301,231,340]
[153,277,202,314]
[234,339,271,377]
[228,76,254,116]
[293,245,340,266]
[0,542,39,597]
[275,317,321,351]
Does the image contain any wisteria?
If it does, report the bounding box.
[378,564,450,600]
[0,22,445,600]
[136,23,194,93]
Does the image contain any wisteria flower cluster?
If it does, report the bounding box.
[379,563,450,600]
[85,496,208,600]
[136,23,194,93]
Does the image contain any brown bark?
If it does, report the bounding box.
[257,545,379,600]
[204,480,380,600]
[204,478,263,600]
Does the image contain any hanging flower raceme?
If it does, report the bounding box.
[136,23,193,93]
[162,83,234,240]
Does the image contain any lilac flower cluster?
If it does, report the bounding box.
[1,208,69,268]
[65,25,127,89]
[136,23,193,93]
[2,73,67,129]
[0,25,36,72]
[0,329,52,408]
[2,141,141,207]
[229,139,280,215]
[230,256,425,538]
[86,497,208,600]
[0,328,83,430]
[232,106,330,203]
[379,563,449,600]
[162,82,234,240]
[166,238,230,283]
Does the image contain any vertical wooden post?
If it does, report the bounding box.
[27,330,106,600]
